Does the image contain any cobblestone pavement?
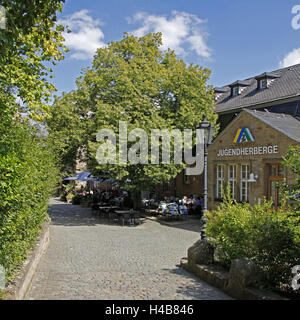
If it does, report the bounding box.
[27,199,231,300]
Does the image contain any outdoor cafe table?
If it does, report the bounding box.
[115,210,141,226]
[115,210,140,216]
[98,206,120,218]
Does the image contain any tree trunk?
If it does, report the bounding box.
[133,191,141,211]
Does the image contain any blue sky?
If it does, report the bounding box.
[52,0,300,96]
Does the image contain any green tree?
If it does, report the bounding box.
[0,0,67,120]
[281,145,300,214]
[283,145,300,186]
[76,33,217,206]
[47,91,88,174]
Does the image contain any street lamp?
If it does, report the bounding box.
[197,115,214,240]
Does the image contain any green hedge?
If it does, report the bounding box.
[206,193,300,298]
[0,117,59,282]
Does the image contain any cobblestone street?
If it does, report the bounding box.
[27,199,231,300]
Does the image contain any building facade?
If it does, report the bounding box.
[207,109,300,210]
[154,63,300,205]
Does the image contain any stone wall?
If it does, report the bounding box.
[182,239,287,300]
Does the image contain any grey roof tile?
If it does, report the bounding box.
[215,64,300,113]
[245,109,300,143]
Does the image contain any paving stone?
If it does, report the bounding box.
[27,199,231,300]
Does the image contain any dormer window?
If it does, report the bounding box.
[259,78,268,89]
[232,86,240,96]
[229,80,251,97]
[213,87,230,101]
[255,72,281,90]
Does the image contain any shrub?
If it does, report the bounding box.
[206,190,300,297]
[0,118,59,282]
[72,194,82,205]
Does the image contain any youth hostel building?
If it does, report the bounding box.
[208,63,300,210]
[207,109,300,210]
[155,63,300,208]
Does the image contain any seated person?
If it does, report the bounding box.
[182,196,188,205]
[178,204,188,215]
[186,195,195,214]
[193,196,203,217]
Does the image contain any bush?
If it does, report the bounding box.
[0,117,59,282]
[206,191,300,297]
[59,191,67,202]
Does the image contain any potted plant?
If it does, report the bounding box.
[66,193,74,204]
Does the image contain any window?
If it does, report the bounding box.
[232,86,239,96]
[259,78,268,89]
[240,165,250,202]
[267,163,284,208]
[228,165,237,199]
[216,165,224,199]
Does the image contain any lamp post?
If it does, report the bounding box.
[198,115,214,240]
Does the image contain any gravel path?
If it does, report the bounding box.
[27,199,231,300]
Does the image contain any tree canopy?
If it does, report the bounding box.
[0,0,67,120]
[47,90,88,174]
[67,32,218,194]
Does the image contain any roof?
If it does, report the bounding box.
[215,63,300,113]
[229,80,251,87]
[245,109,300,143]
[255,72,281,80]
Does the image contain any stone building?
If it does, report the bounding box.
[207,109,300,210]
[154,63,300,205]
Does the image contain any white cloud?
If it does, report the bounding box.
[59,10,106,60]
[279,48,300,68]
[127,11,211,59]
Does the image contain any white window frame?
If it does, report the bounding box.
[260,78,268,89]
[240,165,250,202]
[232,86,239,96]
[228,165,236,199]
[216,165,224,199]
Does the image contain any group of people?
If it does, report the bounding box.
[80,188,203,214]
[97,189,134,209]
[98,190,123,202]
[180,195,203,216]
[80,188,132,207]
[152,194,203,216]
